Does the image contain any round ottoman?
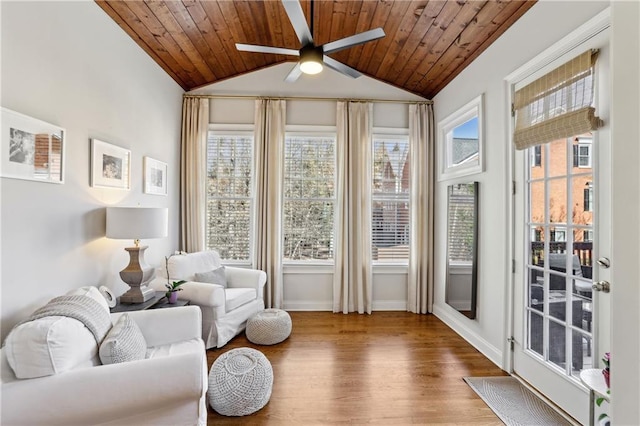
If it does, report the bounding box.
[208,347,273,416]
[246,309,292,345]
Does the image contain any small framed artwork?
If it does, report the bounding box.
[437,94,484,181]
[143,156,168,196]
[91,139,131,189]
[1,107,65,184]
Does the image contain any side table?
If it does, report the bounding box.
[580,368,609,426]
[111,291,189,313]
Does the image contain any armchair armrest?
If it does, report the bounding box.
[111,305,201,348]
[149,278,226,308]
[225,266,267,295]
[1,349,206,426]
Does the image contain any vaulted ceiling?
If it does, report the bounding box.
[96,0,536,99]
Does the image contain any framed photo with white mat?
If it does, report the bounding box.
[143,156,167,196]
[91,139,130,190]
[1,107,65,184]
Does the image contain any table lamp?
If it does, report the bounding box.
[106,207,168,303]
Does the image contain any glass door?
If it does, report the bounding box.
[511,29,611,426]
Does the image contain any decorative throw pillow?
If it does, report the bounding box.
[194,266,227,287]
[99,313,147,365]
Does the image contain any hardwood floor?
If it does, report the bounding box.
[206,312,507,425]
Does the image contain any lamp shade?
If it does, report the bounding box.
[106,207,168,240]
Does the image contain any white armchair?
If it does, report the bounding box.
[1,306,208,426]
[150,250,266,348]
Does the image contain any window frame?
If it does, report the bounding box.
[576,137,593,168]
[282,125,337,266]
[206,124,256,266]
[372,129,410,265]
[437,94,484,181]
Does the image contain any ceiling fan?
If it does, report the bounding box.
[235,0,385,82]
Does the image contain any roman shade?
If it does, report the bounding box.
[513,50,603,150]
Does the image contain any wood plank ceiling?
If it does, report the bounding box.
[96,0,536,99]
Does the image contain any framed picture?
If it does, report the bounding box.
[437,94,484,181]
[1,107,65,184]
[143,156,168,196]
[91,139,131,189]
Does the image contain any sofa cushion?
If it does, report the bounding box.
[4,316,100,379]
[194,266,227,288]
[146,337,204,359]
[99,313,147,365]
[225,288,257,312]
[167,250,222,281]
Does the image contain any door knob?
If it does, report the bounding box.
[592,281,610,293]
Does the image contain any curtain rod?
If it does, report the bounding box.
[183,93,432,105]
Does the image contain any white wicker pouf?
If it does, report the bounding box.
[246,309,292,345]
[208,347,273,416]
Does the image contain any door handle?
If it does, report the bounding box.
[592,281,610,293]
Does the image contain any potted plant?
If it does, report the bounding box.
[165,253,187,304]
[165,280,186,303]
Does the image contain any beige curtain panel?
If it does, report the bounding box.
[408,103,435,314]
[254,99,286,309]
[180,97,209,253]
[333,101,373,314]
[514,50,603,150]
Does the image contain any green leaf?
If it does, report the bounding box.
[598,413,609,421]
[596,397,605,407]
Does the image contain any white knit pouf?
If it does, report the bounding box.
[208,347,273,416]
[246,309,292,345]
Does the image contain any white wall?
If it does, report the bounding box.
[0,2,183,339]
[194,66,422,311]
[432,1,609,367]
[609,1,640,423]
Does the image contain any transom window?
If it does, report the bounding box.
[283,133,336,261]
[205,132,254,262]
[372,135,410,263]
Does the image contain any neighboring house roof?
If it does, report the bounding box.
[452,138,479,165]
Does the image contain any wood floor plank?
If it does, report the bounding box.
[206,312,506,424]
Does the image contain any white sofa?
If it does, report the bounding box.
[150,250,267,349]
[1,303,208,426]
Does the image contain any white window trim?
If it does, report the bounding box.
[437,94,484,181]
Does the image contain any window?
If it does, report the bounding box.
[283,133,336,261]
[437,94,483,180]
[573,137,592,168]
[584,182,593,212]
[206,132,254,261]
[550,227,566,242]
[372,136,410,263]
[531,145,542,167]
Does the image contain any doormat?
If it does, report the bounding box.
[464,376,573,426]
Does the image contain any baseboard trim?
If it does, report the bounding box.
[282,300,407,311]
[284,301,332,311]
[433,303,504,369]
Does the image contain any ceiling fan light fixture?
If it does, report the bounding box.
[299,45,323,75]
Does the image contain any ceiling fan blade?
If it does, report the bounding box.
[284,63,303,83]
[281,0,313,46]
[235,43,300,56]
[322,28,386,55]
[323,56,362,79]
